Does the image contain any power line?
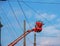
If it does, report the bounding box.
[17,0,34,45]
[27,36,41,45]
[22,2,57,26]
[21,2,59,45]
[7,1,23,31]
[1,17,23,46]
[20,1,60,4]
[0,2,24,45]
[17,0,32,29]
[1,12,16,41]
[17,0,45,45]
[1,7,17,38]
[7,1,32,45]
[23,1,60,4]
[9,1,60,4]
[1,7,24,46]
[16,2,34,44]
[7,1,33,45]
[3,0,57,45]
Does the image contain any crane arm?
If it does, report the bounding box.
[8,21,44,46]
[8,30,33,46]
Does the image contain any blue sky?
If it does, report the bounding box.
[0,0,60,46]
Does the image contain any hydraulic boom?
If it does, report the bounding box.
[8,21,44,46]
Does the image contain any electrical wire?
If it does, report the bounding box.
[1,16,15,46]
[21,1,59,45]
[2,0,58,45]
[19,1,60,4]
[22,2,58,26]
[7,1,23,31]
[17,0,32,29]
[1,6,23,46]
[17,0,45,45]
[0,0,42,45]
[7,1,57,45]
[8,1,60,4]
[7,1,32,46]
[17,0,35,45]
[1,7,18,38]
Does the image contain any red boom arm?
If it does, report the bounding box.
[8,30,33,46]
[8,21,43,46]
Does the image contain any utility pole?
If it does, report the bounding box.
[0,19,3,46]
[23,20,26,46]
[34,32,36,46]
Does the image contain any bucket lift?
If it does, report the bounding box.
[8,21,44,46]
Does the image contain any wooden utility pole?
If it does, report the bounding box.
[24,20,26,46]
[0,19,3,46]
[34,32,36,46]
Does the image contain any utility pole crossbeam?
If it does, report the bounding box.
[34,32,36,46]
[24,20,26,46]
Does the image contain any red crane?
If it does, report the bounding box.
[8,21,44,46]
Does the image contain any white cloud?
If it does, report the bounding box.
[48,14,56,20]
[36,37,60,46]
[35,13,56,21]
[42,25,60,36]
[25,24,60,46]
